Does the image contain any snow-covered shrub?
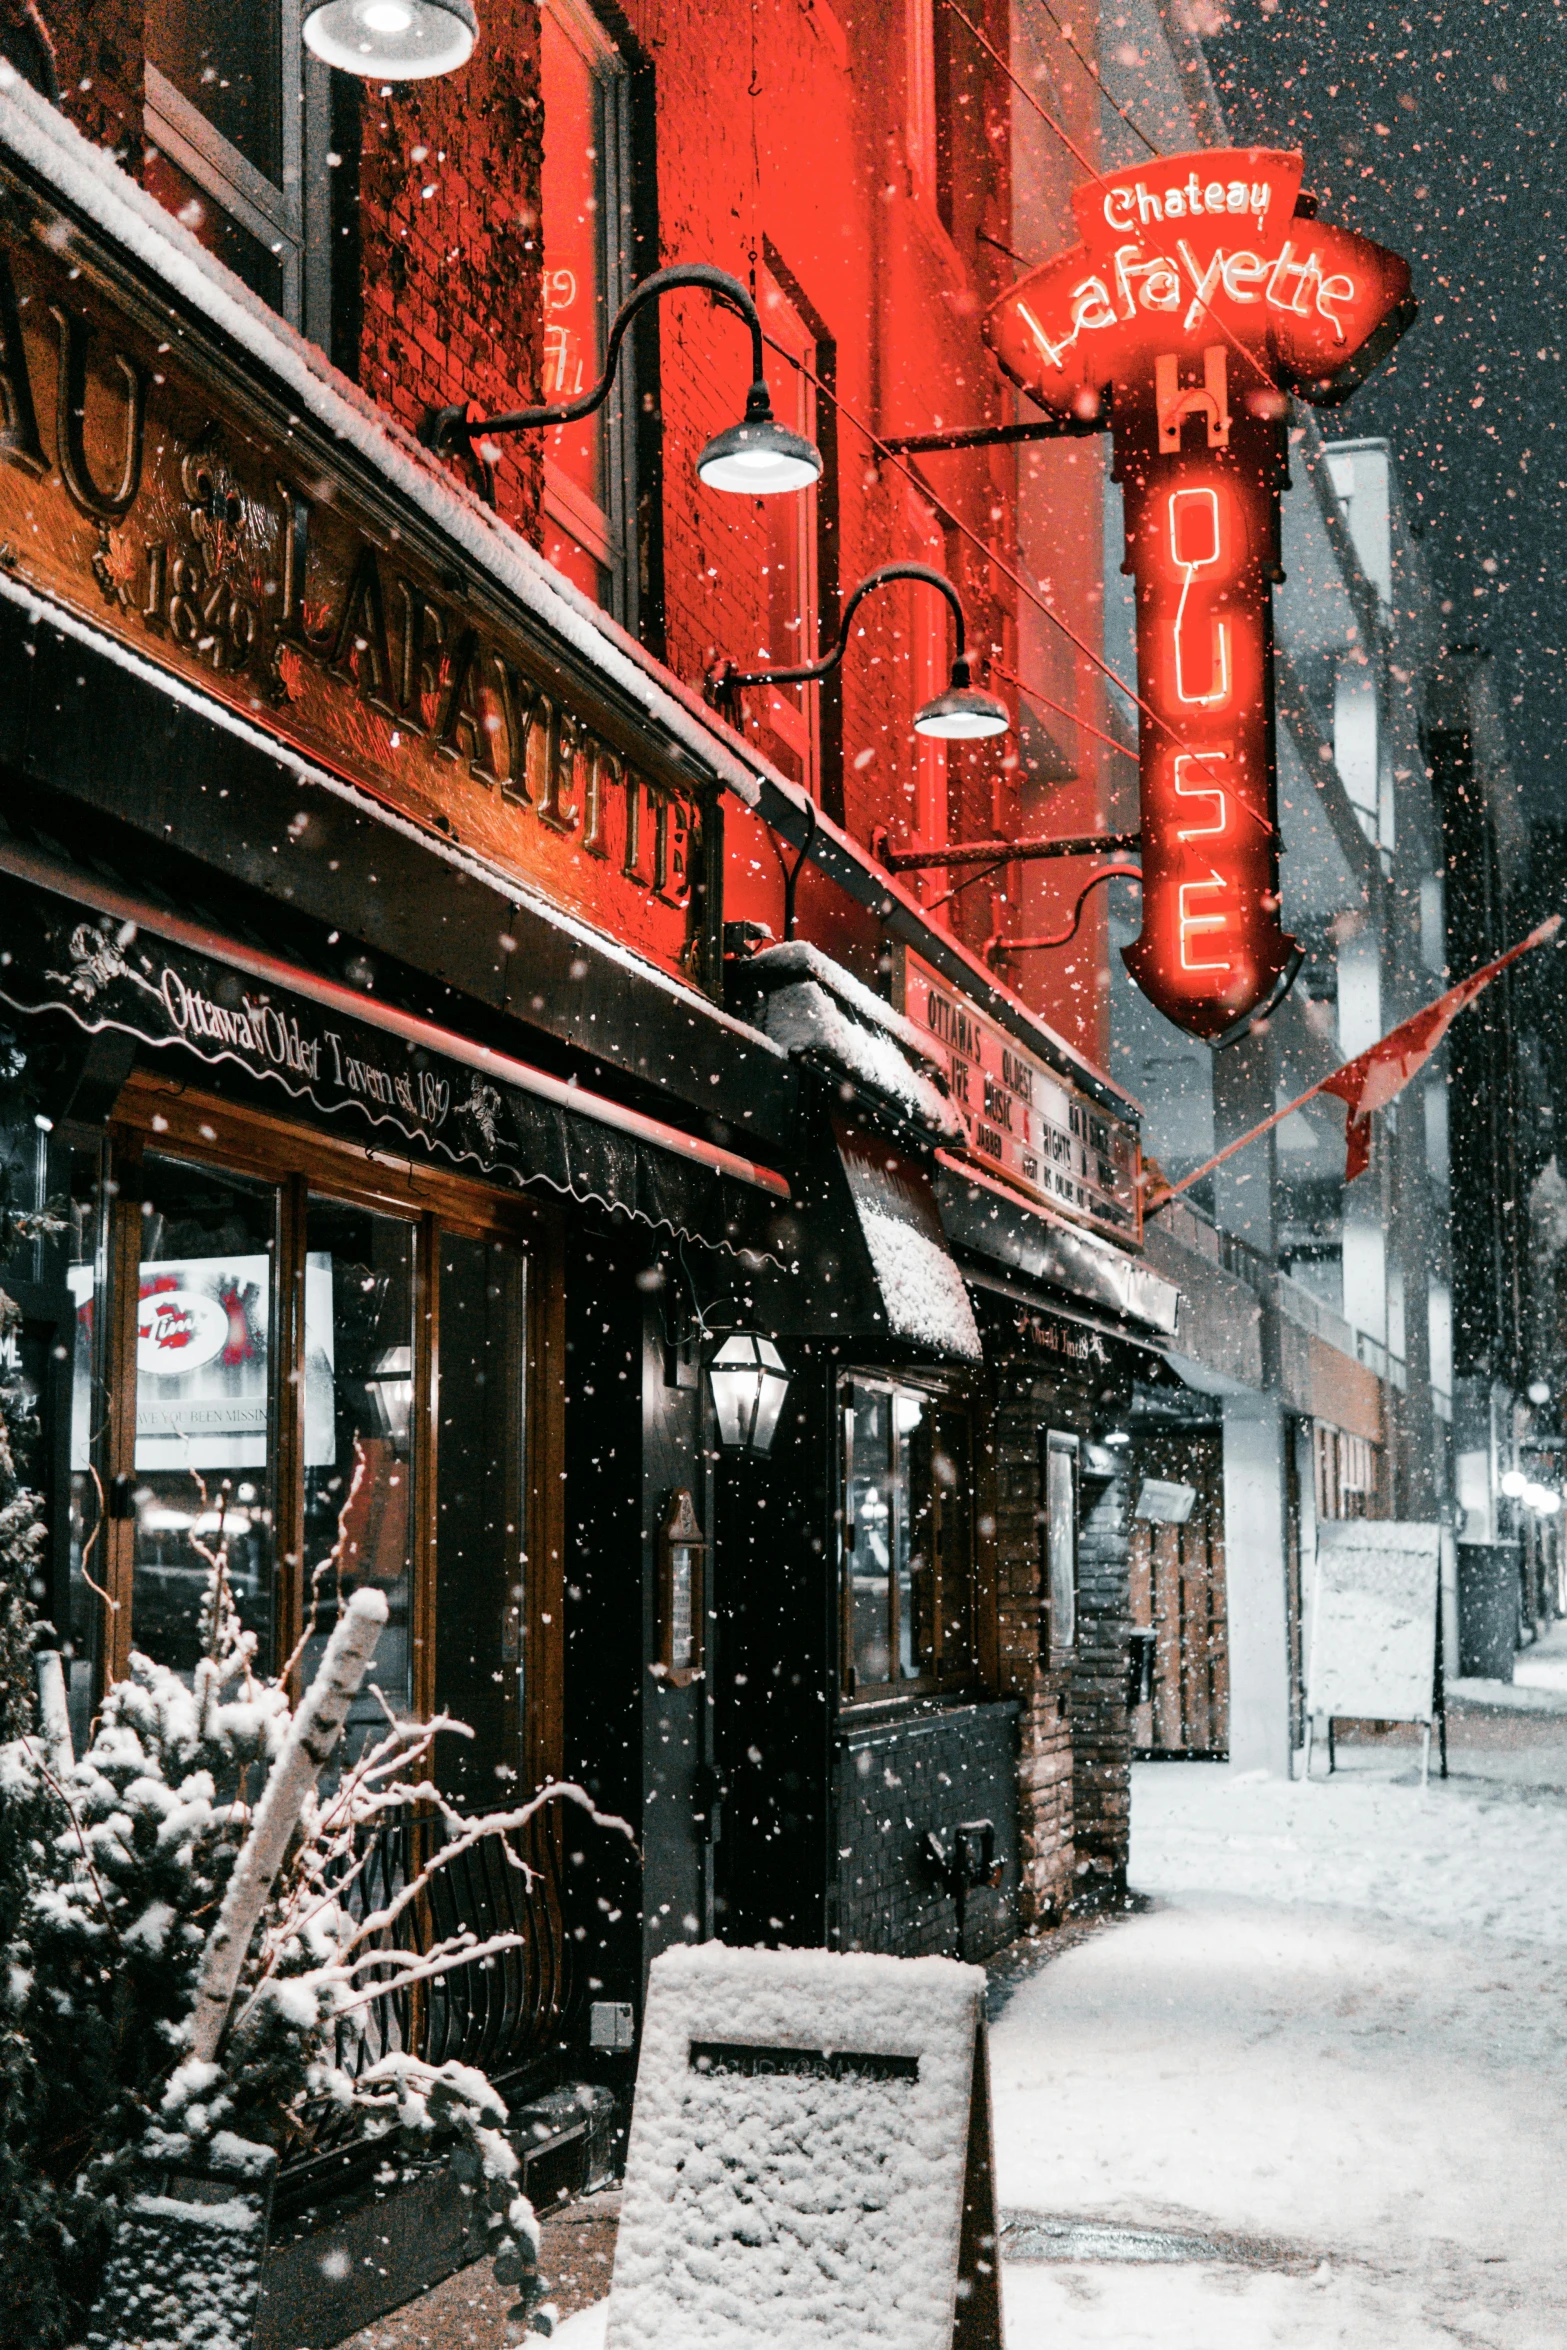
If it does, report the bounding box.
[2,1494,606,2345]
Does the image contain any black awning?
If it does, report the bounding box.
[932,1151,1180,1339]
[0,846,788,1262]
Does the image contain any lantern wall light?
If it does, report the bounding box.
[709,1333,792,1456]
[303,0,477,77]
[707,562,1010,742]
[419,265,822,508]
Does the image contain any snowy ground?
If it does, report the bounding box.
[994,1644,1567,2349]
[349,1636,1567,2350]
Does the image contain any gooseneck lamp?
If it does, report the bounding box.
[708,1333,791,1456]
[420,265,822,505]
[707,562,1010,741]
[303,0,478,77]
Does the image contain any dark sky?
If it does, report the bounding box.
[1202,0,1567,819]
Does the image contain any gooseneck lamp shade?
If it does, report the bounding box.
[697,386,823,497]
[914,650,1010,740]
[303,0,477,77]
[709,1333,791,1455]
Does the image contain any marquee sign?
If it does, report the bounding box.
[0,196,715,993]
[904,950,1141,1239]
[984,149,1414,1041]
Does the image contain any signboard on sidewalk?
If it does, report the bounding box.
[606,1944,1003,2350]
[1306,1520,1443,1780]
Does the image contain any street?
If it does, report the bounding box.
[994,1653,1567,2349]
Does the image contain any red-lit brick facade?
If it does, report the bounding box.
[11,0,1148,1967]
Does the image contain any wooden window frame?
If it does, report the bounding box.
[91,1072,564,1795]
[144,1,333,341]
[838,1367,978,1706]
[540,0,639,629]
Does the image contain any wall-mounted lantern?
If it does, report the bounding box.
[419,265,822,508]
[303,0,477,78]
[708,1332,791,1456]
[655,1489,707,1687]
[708,562,1010,742]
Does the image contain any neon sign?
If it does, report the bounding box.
[984,149,1413,1041]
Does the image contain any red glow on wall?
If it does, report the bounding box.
[981,147,1413,1041]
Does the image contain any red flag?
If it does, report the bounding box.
[1146,916,1561,1208]
[1321,917,1560,1181]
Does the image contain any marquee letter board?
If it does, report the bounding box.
[604,1944,1004,2350]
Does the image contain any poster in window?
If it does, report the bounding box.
[1044,1433,1078,1654]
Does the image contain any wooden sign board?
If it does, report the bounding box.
[605,1945,1003,2350]
[1305,1519,1443,1779]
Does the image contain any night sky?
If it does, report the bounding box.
[1201,0,1566,820]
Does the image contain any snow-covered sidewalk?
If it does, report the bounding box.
[993,1700,1567,2349]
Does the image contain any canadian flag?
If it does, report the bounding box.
[1149,915,1561,1207]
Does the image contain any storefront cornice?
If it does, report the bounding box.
[0,571,808,1156]
[0,74,1134,1130]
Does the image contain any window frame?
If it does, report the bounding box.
[143,0,333,339]
[539,0,640,630]
[838,1368,977,1706]
[86,1074,564,1796]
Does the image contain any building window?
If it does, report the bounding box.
[1041,1429,1078,1656]
[906,1,962,244]
[539,0,637,625]
[1314,1423,1378,1521]
[144,0,332,337]
[738,261,826,798]
[905,486,951,916]
[64,1080,555,1798]
[841,1375,974,1700]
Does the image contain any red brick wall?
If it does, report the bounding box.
[351,8,544,535]
[49,0,142,159]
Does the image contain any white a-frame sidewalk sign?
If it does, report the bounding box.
[604,1944,1004,2350]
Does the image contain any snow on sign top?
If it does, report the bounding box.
[605,1945,998,2350]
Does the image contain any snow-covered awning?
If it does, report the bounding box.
[933,1153,1181,1339]
[738,943,966,1146]
[0,833,789,1260]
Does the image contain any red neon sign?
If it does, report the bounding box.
[983,149,1413,1041]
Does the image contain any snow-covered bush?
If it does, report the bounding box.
[1,1489,605,2346]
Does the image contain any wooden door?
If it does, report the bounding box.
[1129,1426,1228,1758]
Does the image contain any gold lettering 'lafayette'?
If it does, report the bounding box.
[0,226,712,973]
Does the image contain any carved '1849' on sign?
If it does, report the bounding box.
[0,206,714,991]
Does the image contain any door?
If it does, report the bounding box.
[1128,1424,1228,1757]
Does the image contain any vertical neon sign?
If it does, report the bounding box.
[982,148,1414,1042]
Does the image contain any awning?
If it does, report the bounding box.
[932,1151,1180,1339]
[0,838,788,1258]
[835,1122,982,1362]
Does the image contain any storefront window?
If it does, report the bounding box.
[434,1232,528,1808]
[301,1197,417,1749]
[126,1156,281,1681]
[841,1376,974,1699]
[60,1083,557,1805]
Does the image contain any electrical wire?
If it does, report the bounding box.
[941,0,1104,182]
[1026,0,1163,162]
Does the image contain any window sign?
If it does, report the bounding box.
[1043,1430,1078,1656]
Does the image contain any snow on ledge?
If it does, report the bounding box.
[742,942,965,1142]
